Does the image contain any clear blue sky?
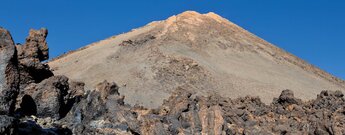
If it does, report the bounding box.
[1,0,344,79]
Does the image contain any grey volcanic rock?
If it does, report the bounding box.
[0,115,17,134]
[0,27,19,115]
[61,81,139,135]
[27,76,69,119]
[59,85,345,134]
[16,75,83,119]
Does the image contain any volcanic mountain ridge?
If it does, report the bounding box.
[49,11,345,108]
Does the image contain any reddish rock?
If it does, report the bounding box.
[16,28,53,89]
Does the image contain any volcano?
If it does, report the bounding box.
[48,11,345,108]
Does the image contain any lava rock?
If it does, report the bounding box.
[0,27,19,115]
[274,89,302,106]
[33,76,69,119]
[61,81,138,135]
[16,76,70,119]
[16,28,53,89]
[0,115,17,134]
[20,28,49,61]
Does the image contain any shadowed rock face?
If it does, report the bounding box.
[17,76,70,119]
[0,27,81,134]
[0,27,19,115]
[0,28,55,115]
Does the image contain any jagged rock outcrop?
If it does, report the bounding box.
[16,28,53,89]
[56,84,345,135]
[60,80,139,135]
[0,27,19,115]
[35,88,345,134]
[0,27,78,134]
[17,28,49,61]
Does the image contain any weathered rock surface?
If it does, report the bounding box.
[17,28,49,61]
[0,27,19,115]
[61,80,140,135]
[55,87,345,135]
[0,115,17,134]
[0,27,79,134]
[16,28,53,89]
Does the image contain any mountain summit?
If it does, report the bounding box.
[49,11,345,108]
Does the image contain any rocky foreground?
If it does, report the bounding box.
[1,27,345,135]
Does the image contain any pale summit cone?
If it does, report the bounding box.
[49,11,345,108]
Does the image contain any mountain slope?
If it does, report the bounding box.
[49,11,345,108]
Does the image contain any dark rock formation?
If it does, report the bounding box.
[16,28,53,89]
[0,27,19,115]
[15,75,85,119]
[0,27,77,134]
[60,80,138,135]
[17,28,49,61]
[16,76,68,119]
[57,87,345,135]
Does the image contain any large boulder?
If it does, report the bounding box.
[273,89,302,106]
[0,27,19,115]
[16,76,70,119]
